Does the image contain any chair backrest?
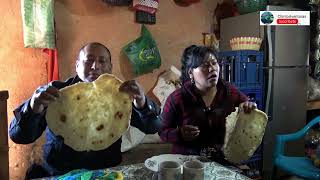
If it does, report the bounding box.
[273,115,320,180]
[274,115,320,157]
[0,91,9,180]
[290,116,320,141]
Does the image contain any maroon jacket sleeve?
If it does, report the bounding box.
[159,92,182,143]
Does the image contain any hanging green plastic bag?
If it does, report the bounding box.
[122,25,161,75]
[21,0,55,49]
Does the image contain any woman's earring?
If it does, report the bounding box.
[190,76,195,84]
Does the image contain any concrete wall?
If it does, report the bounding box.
[0,0,220,179]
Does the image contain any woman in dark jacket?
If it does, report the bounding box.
[159,45,256,156]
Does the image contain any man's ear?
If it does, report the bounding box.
[75,59,79,68]
[75,60,80,73]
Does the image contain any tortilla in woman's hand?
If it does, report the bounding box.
[223,108,268,163]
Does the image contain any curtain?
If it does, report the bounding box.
[43,49,59,82]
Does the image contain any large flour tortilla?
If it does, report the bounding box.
[46,74,132,151]
[223,108,268,163]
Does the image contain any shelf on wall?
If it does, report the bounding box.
[307,100,320,110]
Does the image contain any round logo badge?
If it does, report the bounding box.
[261,11,274,24]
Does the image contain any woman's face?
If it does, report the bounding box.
[190,53,220,90]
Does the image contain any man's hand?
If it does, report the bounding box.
[30,86,60,114]
[119,80,146,109]
[180,125,200,141]
[239,101,257,113]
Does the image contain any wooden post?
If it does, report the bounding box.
[0,91,9,180]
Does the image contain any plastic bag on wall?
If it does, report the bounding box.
[122,25,161,75]
[152,66,181,110]
[21,0,55,49]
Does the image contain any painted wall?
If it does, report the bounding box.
[55,0,219,91]
[1,0,220,179]
[0,0,48,180]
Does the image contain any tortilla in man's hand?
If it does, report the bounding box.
[46,73,132,151]
[223,108,268,163]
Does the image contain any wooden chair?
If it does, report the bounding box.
[0,91,9,180]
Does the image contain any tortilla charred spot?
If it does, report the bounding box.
[60,114,67,123]
[114,111,123,119]
[92,140,102,145]
[76,95,81,100]
[123,101,127,104]
[110,133,114,138]
[96,124,104,131]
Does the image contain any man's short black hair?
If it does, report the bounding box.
[78,42,112,62]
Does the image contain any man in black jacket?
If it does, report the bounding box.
[9,42,161,178]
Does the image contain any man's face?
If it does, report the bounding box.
[76,44,112,82]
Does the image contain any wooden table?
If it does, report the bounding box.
[0,91,9,180]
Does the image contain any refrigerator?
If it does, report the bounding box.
[220,5,310,179]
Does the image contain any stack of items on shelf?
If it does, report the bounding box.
[219,50,264,179]
[219,50,264,110]
[133,0,159,24]
[230,37,262,51]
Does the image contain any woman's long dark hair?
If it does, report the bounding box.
[180,45,219,83]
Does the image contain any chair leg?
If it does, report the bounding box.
[272,166,278,180]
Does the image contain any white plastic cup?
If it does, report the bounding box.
[158,161,182,180]
[183,160,205,180]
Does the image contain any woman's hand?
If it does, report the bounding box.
[239,101,257,113]
[180,125,200,141]
[119,80,146,109]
